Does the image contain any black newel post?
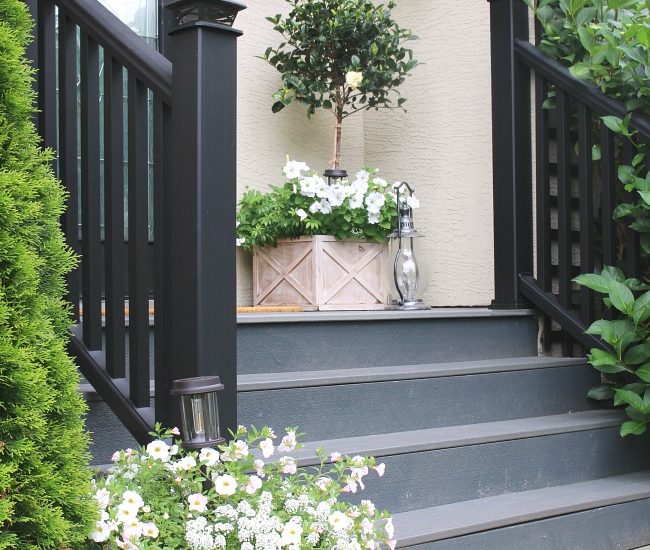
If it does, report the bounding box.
[161,0,245,437]
[488,0,533,309]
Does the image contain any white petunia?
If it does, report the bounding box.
[121,490,144,510]
[245,475,263,495]
[142,522,159,539]
[188,493,208,513]
[146,440,170,462]
[283,160,310,180]
[365,191,386,214]
[295,209,308,222]
[279,456,297,475]
[374,177,388,188]
[328,511,353,532]
[199,447,220,467]
[278,430,297,452]
[122,520,143,541]
[407,195,420,209]
[368,212,380,224]
[175,455,197,471]
[328,185,346,207]
[259,438,275,458]
[356,170,370,183]
[214,474,238,496]
[116,502,139,524]
[233,440,249,458]
[91,521,111,543]
[319,199,332,215]
[94,488,110,510]
[348,194,364,209]
[300,175,320,197]
[280,522,303,546]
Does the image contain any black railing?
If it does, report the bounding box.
[25,0,242,442]
[489,0,648,354]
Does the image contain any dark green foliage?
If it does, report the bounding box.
[0,1,94,547]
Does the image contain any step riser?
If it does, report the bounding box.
[238,366,599,440]
[237,316,538,374]
[404,498,650,549]
[345,428,650,514]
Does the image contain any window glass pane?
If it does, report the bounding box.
[98,0,158,43]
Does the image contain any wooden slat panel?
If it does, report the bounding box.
[104,54,126,378]
[128,75,150,407]
[578,104,595,325]
[80,31,103,350]
[58,14,80,321]
[556,90,573,356]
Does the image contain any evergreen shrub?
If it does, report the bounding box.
[0,1,94,547]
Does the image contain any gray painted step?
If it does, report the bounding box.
[394,470,650,548]
[238,359,599,440]
[287,412,650,513]
[238,356,587,390]
[237,309,538,374]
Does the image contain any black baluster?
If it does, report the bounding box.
[128,75,150,407]
[58,14,80,321]
[578,104,595,325]
[80,31,103,350]
[557,90,573,355]
[105,54,126,378]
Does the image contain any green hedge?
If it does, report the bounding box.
[0,1,94,547]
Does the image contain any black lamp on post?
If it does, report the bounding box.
[171,376,226,449]
[323,168,348,186]
[166,0,246,29]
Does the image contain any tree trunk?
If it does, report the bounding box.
[332,114,342,170]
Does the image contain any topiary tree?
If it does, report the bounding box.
[264,0,417,171]
[0,1,95,547]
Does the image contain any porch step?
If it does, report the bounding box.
[286,411,650,513]
[237,356,599,440]
[393,471,650,549]
[237,309,538,374]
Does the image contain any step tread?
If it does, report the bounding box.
[289,410,622,466]
[393,470,650,547]
[238,356,588,391]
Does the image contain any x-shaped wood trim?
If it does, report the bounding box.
[254,244,315,304]
[320,243,384,303]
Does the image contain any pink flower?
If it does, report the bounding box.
[246,475,263,495]
[330,452,342,462]
[373,463,385,477]
[280,457,297,475]
[170,427,181,436]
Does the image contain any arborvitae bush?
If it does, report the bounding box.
[0,1,95,547]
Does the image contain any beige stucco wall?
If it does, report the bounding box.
[235,0,495,307]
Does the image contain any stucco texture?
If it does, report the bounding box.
[235,0,495,307]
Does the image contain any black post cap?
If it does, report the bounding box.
[166,0,247,30]
[170,376,224,396]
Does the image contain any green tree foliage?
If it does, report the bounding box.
[0,1,95,547]
[264,0,417,169]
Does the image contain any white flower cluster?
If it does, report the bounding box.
[282,159,418,227]
[89,426,395,549]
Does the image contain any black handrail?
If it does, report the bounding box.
[514,39,650,140]
[58,0,172,104]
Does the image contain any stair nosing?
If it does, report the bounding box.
[288,410,623,466]
[392,471,650,547]
[237,356,588,391]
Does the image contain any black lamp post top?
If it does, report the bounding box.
[166,0,247,29]
[170,376,224,396]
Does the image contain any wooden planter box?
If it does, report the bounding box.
[252,235,388,311]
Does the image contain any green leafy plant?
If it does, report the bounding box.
[526,0,650,437]
[575,267,650,436]
[264,0,417,170]
[0,0,94,547]
[236,160,418,251]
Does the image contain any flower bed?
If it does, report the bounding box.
[89,425,394,549]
